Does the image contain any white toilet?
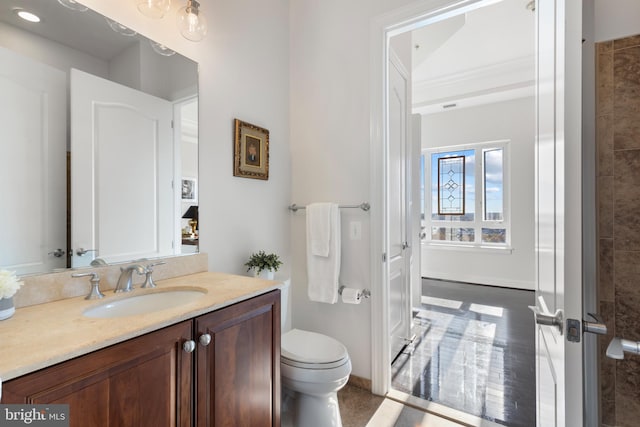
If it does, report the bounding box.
[280,280,352,427]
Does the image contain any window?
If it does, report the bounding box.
[423,141,509,248]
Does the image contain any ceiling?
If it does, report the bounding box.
[410,0,536,115]
[0,0,140,61]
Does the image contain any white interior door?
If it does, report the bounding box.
[532,1,583,425]
[71,69,174,267]
[0,48,66,275]
[388,50,412,361]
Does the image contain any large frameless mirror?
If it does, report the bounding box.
[0,0,199,276]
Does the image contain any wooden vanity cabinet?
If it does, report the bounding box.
[2,321,193,427]
[2,290,281,427]
[195,290,281,427]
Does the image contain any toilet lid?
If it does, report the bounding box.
[282,329,348,365]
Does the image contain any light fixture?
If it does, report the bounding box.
[15,9,41,23]
[105,18,137,36]
[149,40,176,56]
[177,0,207,42]
[57,0,88,12]
[137,0,171,19]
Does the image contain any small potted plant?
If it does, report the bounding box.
[245,251,283,280]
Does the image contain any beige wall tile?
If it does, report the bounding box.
[613,46,640,118]
[613,150,640,251]
[615,356,640,427]
[597,113,614,175]
[597,50,614,116]
[598,176,614,238]
[613,34,640,51]
[598,240,615,302]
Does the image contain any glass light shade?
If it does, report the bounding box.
[105,18,137,36]
[137,0,171,19]
[57,0,88,12]
[177,1,207,42]
[150,40,176,56]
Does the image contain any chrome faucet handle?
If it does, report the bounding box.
[141,261,166,289]
[71,272,105,300]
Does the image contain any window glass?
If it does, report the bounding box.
[483,148,504,221]
[431,149,475,222]
[431,227,475,242]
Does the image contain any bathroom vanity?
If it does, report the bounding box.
[0,272,281,427]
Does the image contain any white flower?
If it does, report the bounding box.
[0,270,23,299]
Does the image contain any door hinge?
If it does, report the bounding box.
[382,252,387,262]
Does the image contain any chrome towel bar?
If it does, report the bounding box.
[288,202,370,212]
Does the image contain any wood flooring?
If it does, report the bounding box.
[390,278,536,427]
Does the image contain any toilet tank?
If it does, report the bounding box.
[280,279,291,333]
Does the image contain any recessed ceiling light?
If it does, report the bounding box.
[15,9,41,23]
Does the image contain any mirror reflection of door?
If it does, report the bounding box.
[0,48,67,275]
[71,69,174,267]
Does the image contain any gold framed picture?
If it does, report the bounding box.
[233,119,269,180]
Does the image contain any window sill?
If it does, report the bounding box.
[422,241,513,254]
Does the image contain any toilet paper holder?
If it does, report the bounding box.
[338,286,371,299]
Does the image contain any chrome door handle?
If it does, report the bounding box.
[606,337,640,360]
[529,305,563,335]
[76,248,97,256]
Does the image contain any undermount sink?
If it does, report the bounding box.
[83,287,207,319]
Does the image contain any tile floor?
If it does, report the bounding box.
[390,279,536,427]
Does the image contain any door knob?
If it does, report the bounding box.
[529,305,563,335]
[48,249,65,257]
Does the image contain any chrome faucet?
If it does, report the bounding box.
[115,264,147,293]
[71,272,105,300]
[141,261,166,289]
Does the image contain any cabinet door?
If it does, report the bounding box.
[2,321,193,427]
[195,290,281,427]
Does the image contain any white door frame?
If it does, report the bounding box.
[371,1,588,424]
[369,0,500,396]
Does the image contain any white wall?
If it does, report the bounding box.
[421,97,536,290]
[289,0,422,380]
[594,0,640,42]
[76,0,291,275]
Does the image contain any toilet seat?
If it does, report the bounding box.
[282,329,349,370]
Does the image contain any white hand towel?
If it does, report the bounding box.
[307,203,341,303]
[308,203,332,257]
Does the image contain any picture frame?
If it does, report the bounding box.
[234,118,269,180]
[181,177,197,202]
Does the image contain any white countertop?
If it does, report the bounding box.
[0,271,281,381]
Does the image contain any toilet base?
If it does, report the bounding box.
[282,388,343,427]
